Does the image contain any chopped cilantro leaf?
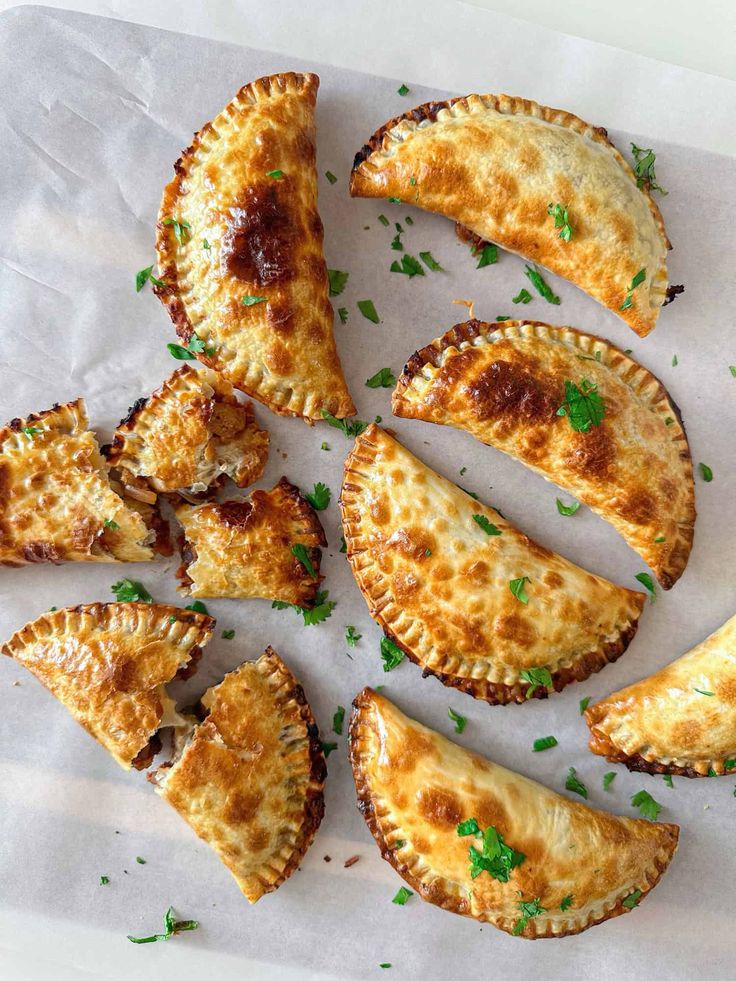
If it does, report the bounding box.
[327,269,349,297]
[111,579,153,603]
[654,535,666,543]
[457,820,526,883]
[357,299,380,323]
[630,143,666,194]
[419,251,443,271]
[565,767,588,799]
[391,232,404,251]
[304,482,331,511]
[202,239,211,251]
[519,666,552,697]
[103,518,120,530]
[556,379,605,432]
[560,894,574,912]
[332,706,345,735]
[512,288,533,304]
[513,897,545,935]
[448,707,467,733]
[168,332,215,360]
[100,875,110,885]
[397,83,409,96]
[603,771,616,791]
[525,264,560,304]
[635,572,656,602]
[390,254,425,278]
[241,295,267,306]
[346,625,361,647]
[694,688,714,696]
[392,886,413,905]
[325,170,338,184]
[460,487,479,500]
[379,965,392,970]
[456,818,480,837]
[532,736,558,752]
[271,590,336,626]
[320,410,368,437]
[321,741,338,758]
[221,629,235,640]
[136,265,153,292]
[547,202,572,241]
[472,514,501,536]
[663,774,674,788]
[622,889,643,910]
[366,367,397,388]
[631,789,662,821]
[475,244,498,268]
[378,214,389,226]
[321,441,330,451]
[699,462,713,482]
[266,169,284,179]
[380,635,405,672]
[405,215,414,225]
[556,498,580,517]
[579,696,591,715]
[620,268,647,310]
[509,576,531,605]
[291,543,317,580]
[730,366,736,378]
[337,307,348,324]
[162,217,191,246]
[495,316,511,321]
[185,600,209,615]
[387,197,401,203]
[136,857,146,865]
[127,906,198,944]
[21,425,42,440]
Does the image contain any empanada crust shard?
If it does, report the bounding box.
[153,648,326,903]
[349,688,679,938]
[106,365,269,497]
[586,613,736,777]
[155,71,355,422]
[2,603,214,769]
[351,93,669,336]
[393,320,695,589]
[340,425,644,703]
[0,399,154,565]
[175,477,326,604]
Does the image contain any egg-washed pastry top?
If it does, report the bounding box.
[340,425,645,704]
[153,647,326,903]
[351,92,670,336]
[106,365,269,497]
[0,399,154,565]
[393,320,695,589]
[2,603,213,769]
[349,688,679,938]
[155,71,355,422]
[175,477,326,605]
[586,612,736,777]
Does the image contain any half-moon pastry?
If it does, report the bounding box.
[0,399,154,565]
[1,603,213,769]
[340,425,645,703]
[350,93,669,336]
[106,365,269,498]
[175,477,326,604]
[393,320,695,589]
[153,647,326,903]
[155,72,355,422]
[349,688,679,938]
[586,612,736,777]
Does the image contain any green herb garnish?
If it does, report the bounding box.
[560,894,574,912]
[127,906,199,944]
[100,875,110,885]
[525,264,560,304]
[631,789,662,821]
[565,767,588,799]
[390,254,425,278]
[509,576,531,605]
[699,462,713,482]
[332,706,345,735]
[635,572,656,602]
[378,214,389,226]
[321,741,338,758]
[325,170,338,184]
[266,169,284,179]
[291,543,317,579]
[419,251,443,271]
[392,886,413,905]
[241,295,267,306]
[272,590,336,626]
[327,269,349,297]
[475,244,498,268]
[202,239,211,251]
[103,518,120,530]
[346,625,361,647]
[603,771,616,791]
[111,579,153,603]
[556,379,605,432]
[622,889,642,910]
[472,514,502,536]
[547,203,572,241]
[512,897,545,935]
[162,218,191,246]
[136,857,146,865]
[167,332,215,360]
[337,307,348,324]
[357,299,380,323]
[532,736,558,752]
[663,774,674,788]
[694,688,714,697]
[397,83,409,96]
[21,426,42,440]
[457,819,526,883]
[512,288,533,304]
[391,232,403,251]
[448,707,467,734]
[519,666,552,697]
[366,367,397,388]
[630,143,666,194]
[380,635,405,672]
[620,268,646,310]
[556,498,580,517]
[320,410,368,437]
[186,600,208,615]
[579,696,591,714]
[221,629,235,640]
[304,482,331,511]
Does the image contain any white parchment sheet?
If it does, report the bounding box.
[0,6,735,980]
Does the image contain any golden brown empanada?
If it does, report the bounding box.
[0,399,154,565]
[393,320,695,589]
[586,613,736,777]
[153,647,326,903]
[106,365,269,498]
[341,425,645,703]
[155,72,355,422]
[2,603,213,769]
[350,687,679,938]
[351,94,670,336]
[175,477,326,604]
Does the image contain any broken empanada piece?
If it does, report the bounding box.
[153,647,326,903]
[106,365,269,498]
[0,399,154,565]
[351,94,669,336]
[341,425,645,703]
[586,612,736,777]
[175,477,326,604]
[1,603,214,769]
[393,320,695,589]
[350,687,679,938]
[155,72,355,422]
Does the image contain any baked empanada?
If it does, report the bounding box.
[1,603,213,769]
[155,71,355,422]
[586,613,736,777]
[393,320,695,589]
[0,399,154,565]
[350,688,679,938]
[106,365,269,498]
[341,425,644,703]
[175,477,326,604]
[153,647,326,903]
[351,94,669,336]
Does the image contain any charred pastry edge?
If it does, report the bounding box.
[392,319,696,590]
[4,397,89,438]
[348,687,680,938]
[663,284,685,306]
[152,647,327,901]
[154,71,355,423]
[1,602,215,769]
[340,425,646,703]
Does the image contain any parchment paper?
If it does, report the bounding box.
[0,6,735,980]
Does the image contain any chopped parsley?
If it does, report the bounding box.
[472,514,501,536]
[532,736,558,752]
[321,441,330,451]
[391,231,404,251]
[241,295,267,306]
[448,707,467,734]
[366,367,397,388]
[321,410,368,437]
[603,771,616,791]
[380,965,392,970]
[577,350,602,363]
[699,462,713,482]
[266,169,284,179]
[547,203,572,241]
[136,857,146,865]
[202,239,211,251]
[579,696,591,715]
[475,244,498,268]
[665,416,675,426]
[136,265,165,291]
[340,535,347,553]
[21,425,42,439]
[525,264,560,304]
[111,579,153,603]
[272,590,336,626]
[304,482,331,511]
[512,288,533,304]
[380,635,405,672]
[622,889,643,910]
[631,789,662,821]
[565,767,588,799]
[291,543,317,579]
[392,886,413,905]
[186,600,209,615]
[337,307,348,324]
[357,299,380,323]
[635,572,656,602]
[654,535,666,543]
[327,269,349,297]
[127,906,198,944]
[397,83,409,96]
[556,498,580,517]
[509,576,531,604]
[325,170,338,184]
[390,254,425,278]
[162,217,191,246]
[730,365,736,378]
[461,487,479,500]
[457,819,526,883]
[620,268,646,310]
[332,706,345,735]
[520,666,552,697]
[672,354,678,367]
[630,143,666,194]
[221,629,235,640]
[419,251,443,271]
[512,897,545,935]
[346,625,361,647]
[560,894,574,912]
[663,774,674,788]
[321,741,338,758]
[387,197,401,203]
[103,518,120,530]
[168,333,215,360]
[556,379,605,432]
[694,688,714,697]
[100,875,110,885]
[378,214,389,226]
[496,316,511,321]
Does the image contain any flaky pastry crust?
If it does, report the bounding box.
[350,688,679,938]
[153,647,326,903]
[393,320,695,589]
[351,93,669,336]
[155,71,355,422]
[586,612,736,777]
[2,603,214,769]
[340,425,645,703]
